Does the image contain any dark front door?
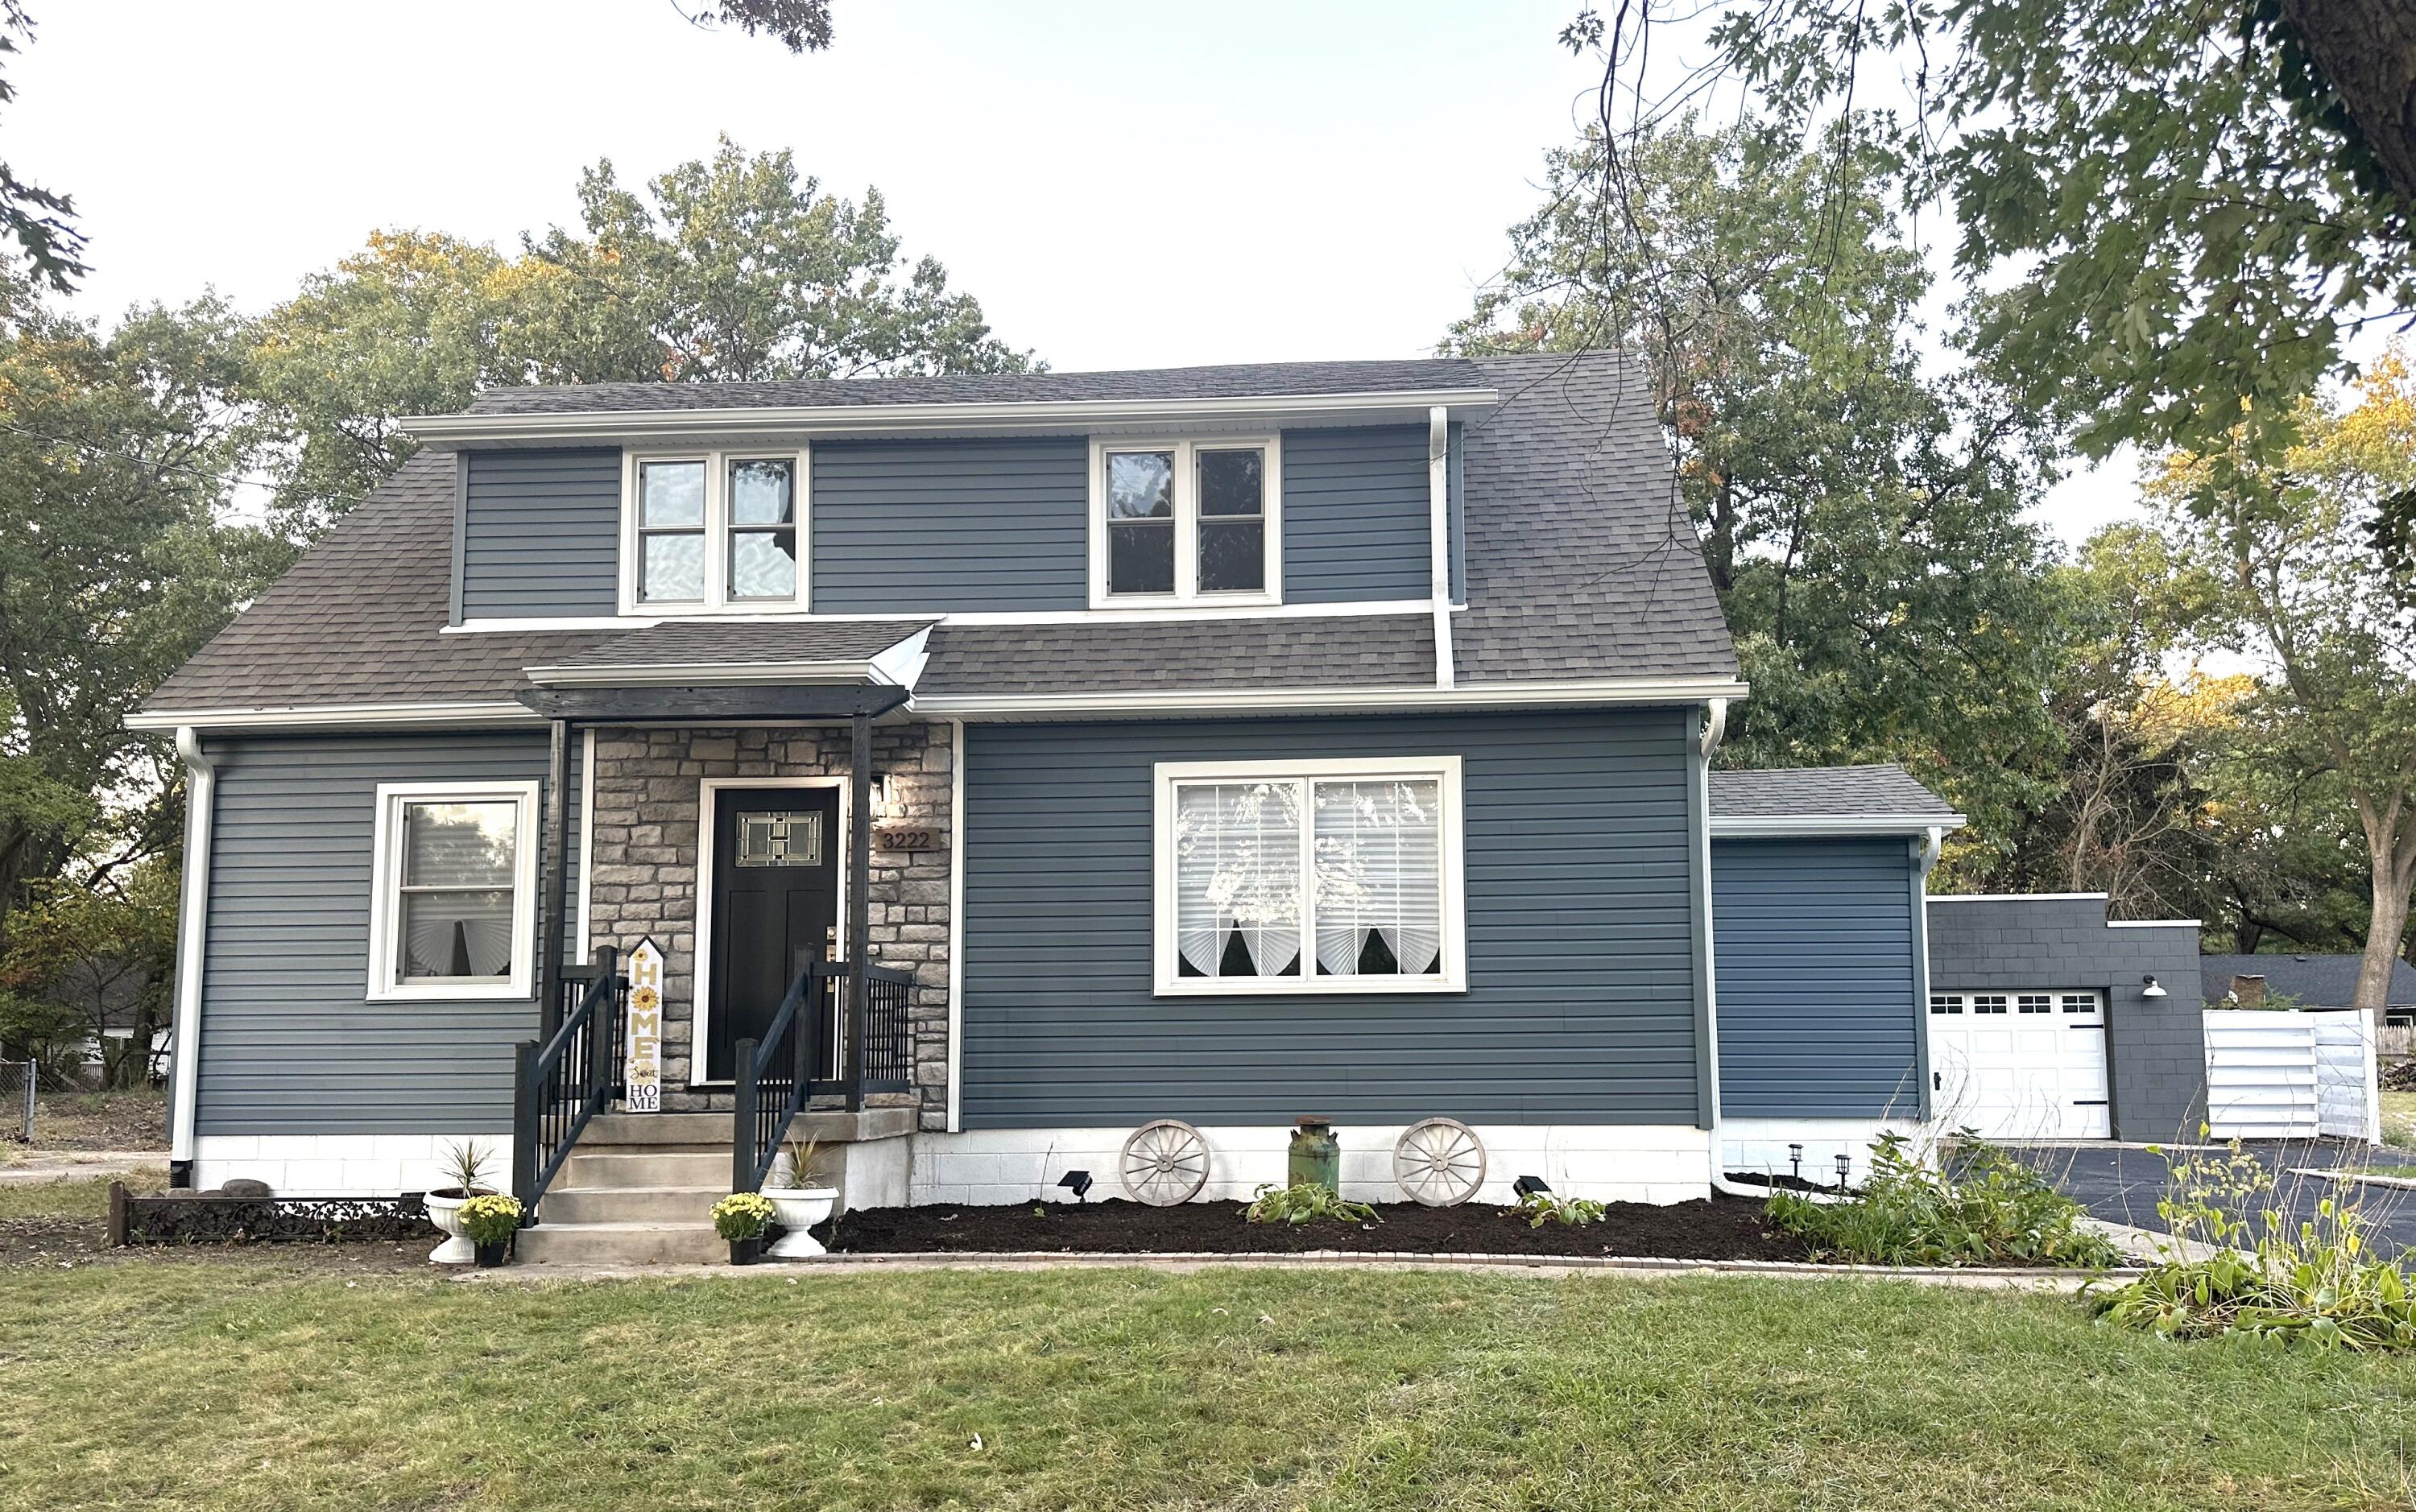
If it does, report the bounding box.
[707,786,841,1084]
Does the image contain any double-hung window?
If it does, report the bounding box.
[1091,437,1280,605]
[1152,758,1465,994]
[366,781,540,1001]
[623,448,808,612]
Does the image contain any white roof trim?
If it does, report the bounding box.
[1709,813,1967,837]
[2108,919,2203,928]
[133,672,1743,732]
[127,700,540,732]
[441,598,1457,634]
[1928,892,2109,903]
[402,388,1502,446]
[915,676,1749,719]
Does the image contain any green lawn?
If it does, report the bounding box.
[2385,1089,2416,1150]
[2,1263,2414,1510]
[0,1170,164,1221]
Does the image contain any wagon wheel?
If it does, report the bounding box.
[1393,1117,1486,1207]
[1120,1119,1211,1206]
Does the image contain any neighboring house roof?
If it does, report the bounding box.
[1709,765,1961,826]
[2200,953,2416,1010]
[142,352,1739,720]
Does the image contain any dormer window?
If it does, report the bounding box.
[1089,437,1281,607]
[622,448,809,613]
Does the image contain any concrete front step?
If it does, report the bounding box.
[561,1149,734,1190]
[540,1184,725,1225]
[515,1220,725,1266]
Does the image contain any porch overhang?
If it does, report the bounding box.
[515,682,912,723]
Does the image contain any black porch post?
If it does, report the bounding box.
[540,718,573,1039]
[848,708,872,1112]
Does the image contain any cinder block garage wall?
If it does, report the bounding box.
[1926,895,2207,1141]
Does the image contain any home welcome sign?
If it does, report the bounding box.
[624,937,664,1113]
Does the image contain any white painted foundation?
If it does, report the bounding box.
[1719,1117,1925,1187]
[192,1134,515,1196]
[904,1123,1713,1208]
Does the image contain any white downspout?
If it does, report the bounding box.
[1427,405,1454,689]
[169,727,217,1176]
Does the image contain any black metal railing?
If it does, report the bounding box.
[512,947,627,1212]
[732,958,919,1190]
[732,962,817,1195]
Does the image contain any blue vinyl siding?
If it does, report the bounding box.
[811,437,1089,612]
[1282,426,1433,602]
[1711,837,1920,1118]
[192,731,581,1136]
[959,709,1700,1128]
[460,448,621,618]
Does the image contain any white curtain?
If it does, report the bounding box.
[1173,782,1302,977]
[1313,779,1442,977]
[398,800,518,980]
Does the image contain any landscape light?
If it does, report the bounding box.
[1056,1170,1093,1203]
[1511,1175,1551,1198]
[1834,1153,1851,1193]
[1789,1143,1804,1184]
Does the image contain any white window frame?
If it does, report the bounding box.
[618,446,811,615]
[1089,436,1283,608]
[365,779,540,1002]
[1151,755,1465,997]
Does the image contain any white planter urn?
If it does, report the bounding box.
[763,1188,838,1258]
[421,1191,481,1265]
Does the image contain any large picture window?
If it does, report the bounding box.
[1153,758,1465,995]
[622,449,807,613]
[1091,437,1281,607]
[366,781,539,1001]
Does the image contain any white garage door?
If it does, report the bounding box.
[1928,991,2111,1140]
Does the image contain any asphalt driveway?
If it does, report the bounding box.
[2008,1140,2416,1260]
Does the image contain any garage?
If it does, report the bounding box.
[1925,894,2207,1143]
[1926,989,2110,1139]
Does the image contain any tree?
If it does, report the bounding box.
[1446,118,2066,852]
[0,270,283,962]
[0,3,85,291]
[673,0,834,52]
[1696,0,2415,467]
[0,857,176,1087]
[248,139,1033,536]
[2146,346,2416,1014]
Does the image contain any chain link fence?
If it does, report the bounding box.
[0,1060,32,1142]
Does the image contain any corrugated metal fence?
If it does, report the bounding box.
[2203,1010,2379,1142]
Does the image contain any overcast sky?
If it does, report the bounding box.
[15,0,2129,542]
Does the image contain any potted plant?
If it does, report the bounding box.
[422,1140,498,1265]
[762,1138,839,1258]
[457,1193,523,1267]
[713,1192,776,1265]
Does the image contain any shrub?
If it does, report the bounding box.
[1516,1190,1605,1229]
[2095,1139,2416,1349]
[436,1139,496,1196]
[1244,1183,1379,1226]
[1766,1132,2120,1269]
[711,1192,776,1241]
[456,1193,523,1246]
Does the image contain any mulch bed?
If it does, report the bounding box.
[818,1196,1811,1261]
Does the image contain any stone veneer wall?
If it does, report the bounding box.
[582,721,953,1126]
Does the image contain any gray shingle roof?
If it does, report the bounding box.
[2202,954,2416,1010]
[143,353,1740,715]
[920,617,1433,694]
[467,359,1490,415]
[1710,765,1958,820]
[538,618,936,671]
[143,450,611,711]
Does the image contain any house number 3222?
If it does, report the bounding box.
[873,825,938,852]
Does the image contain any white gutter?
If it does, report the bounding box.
[916,675,1751,720]
[1427,406,1454,690]
[1709,812,1968,837]
[128,700,540,733]
[402,388,1502,447]
[169,728,215,1171]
